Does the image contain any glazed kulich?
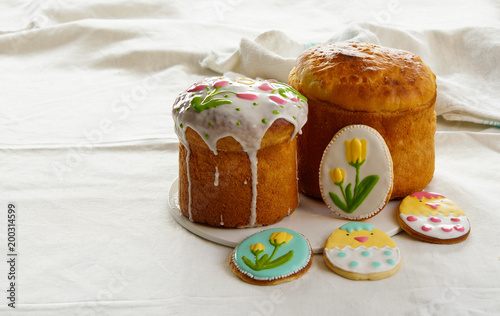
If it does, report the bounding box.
[172,76,308,227]
[288,41,437,200]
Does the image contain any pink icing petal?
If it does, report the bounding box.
[454,225,465,232]
[213,80,229,87]
[267,79,278,82]
[258,83,273,91]
[237,93,259,101]
[451,217,461,222]
[406,216,418,222]
[430,217,442,223]
[290,97,299,102]
[421,225,432,232]
[269,95,287,105]
[441,227,453,232]
[187,83,208,92]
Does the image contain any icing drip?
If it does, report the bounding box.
[214,166,219,186]
[185,145,193,221]
[248,150,259,227]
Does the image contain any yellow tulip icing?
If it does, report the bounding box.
[319,125,393,220]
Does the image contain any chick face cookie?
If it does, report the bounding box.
[319,125,393,220]
[398,191,471,244]
[229,228,313,285]
[324,222,401,280]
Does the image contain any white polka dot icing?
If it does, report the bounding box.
[319,125,393,220]
[172,76,308,226]
[324,245,401,274]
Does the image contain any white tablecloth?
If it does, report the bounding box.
[1,1,500,315]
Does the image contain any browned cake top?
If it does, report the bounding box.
[288,42,436,112]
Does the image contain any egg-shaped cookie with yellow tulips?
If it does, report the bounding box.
[229,228,313,285]
[319,125,393,220]
[398,191,471,244]
[324,222,402,280]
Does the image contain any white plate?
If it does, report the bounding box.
[168,178,401,254]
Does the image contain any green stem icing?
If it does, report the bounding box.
[242,242,294,271]
[190,86,236,112]
[330,159,379,214]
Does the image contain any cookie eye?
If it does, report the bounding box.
[371,233,374,235]
[346,234,349,236]
[419,200,422,202]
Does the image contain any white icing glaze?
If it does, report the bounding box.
[319,125,393,220]
[185,146,193,221]
[324,245,401,274]
[400,213,470,239]
[173,76,307,153]
[172,76,308,227]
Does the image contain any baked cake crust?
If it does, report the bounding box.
[289,41,436,112]
[289,42,437,199]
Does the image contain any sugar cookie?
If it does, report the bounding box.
[398,191,471,244]
[324,222,401,280]
[319,125,393,220]
[229,228,313,285]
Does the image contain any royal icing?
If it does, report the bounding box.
[231,228,312,281]
[324,245,401,274]
[399,192,470,240]
[319,125,393,220]
[172,76,308,227]
[324,222,401,276]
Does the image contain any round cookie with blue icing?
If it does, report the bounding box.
[229,228,313,285]
[323,222,401,280]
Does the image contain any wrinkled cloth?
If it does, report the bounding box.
[1,1,499,315]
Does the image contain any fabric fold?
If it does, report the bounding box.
[201,23,500,126]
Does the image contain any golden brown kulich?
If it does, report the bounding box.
[288,41,437,200]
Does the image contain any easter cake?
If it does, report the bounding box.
[172,76,308,227]
[288,41,437,200]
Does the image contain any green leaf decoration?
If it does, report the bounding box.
[191,97,232,113]
[329,192,349,213]
[190,96,203,112]
[257,253,269,267]
[345,183,353,208]
[242,256,259,271]
[349,175,380,212]
[262,250,294,269]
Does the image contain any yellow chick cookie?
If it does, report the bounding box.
[324,222,401,280]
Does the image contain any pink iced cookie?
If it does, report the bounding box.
[398,191,471,244]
